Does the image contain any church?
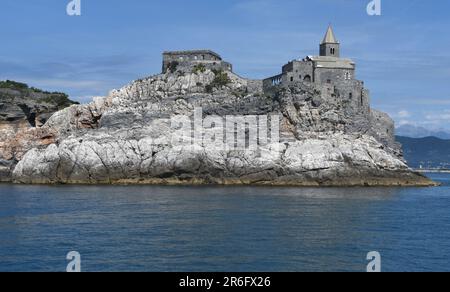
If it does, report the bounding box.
[263,25,357,88]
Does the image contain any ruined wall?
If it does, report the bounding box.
[162,51,232,73]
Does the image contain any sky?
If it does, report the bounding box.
[1,0,450,131]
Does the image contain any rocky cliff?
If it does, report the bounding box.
[3,69,435,186]
[0,81,78,181]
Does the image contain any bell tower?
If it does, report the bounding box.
[320,25,340,58]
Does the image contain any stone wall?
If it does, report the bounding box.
[283,61,314,83]
[162,50,231,73]
[314,67,355,85]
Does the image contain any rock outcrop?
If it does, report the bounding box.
[5,70,436,186]
[0,80,78,181]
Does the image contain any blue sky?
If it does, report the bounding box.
[1,0,450,130]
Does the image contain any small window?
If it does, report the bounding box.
[290,77,294,82]
[299,75,302,80]
[349,93,353,99]
[327,79,331,84]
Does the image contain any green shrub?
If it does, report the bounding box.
[192,64,206,74]
[210,70,231,88]
[39,93,78,107]
[168,61,179,73]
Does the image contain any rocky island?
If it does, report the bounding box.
[1,27,436,186]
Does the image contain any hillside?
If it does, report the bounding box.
[0,80,78,181]
[396,124,450,140]
[397,136,450,169]
[0,80,78,128]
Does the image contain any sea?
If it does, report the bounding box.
[0,173,449,272]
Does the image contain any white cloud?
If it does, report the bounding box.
[425,110,450,122]
[398,120,414,126]
[397,110,411,118]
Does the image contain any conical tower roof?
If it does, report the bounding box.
[321,25,338,44]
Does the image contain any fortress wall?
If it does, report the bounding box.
[162,51,224,73]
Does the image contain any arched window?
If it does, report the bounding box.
[290,77,294,82]
[303,75,311,82]
[349,93,353,99]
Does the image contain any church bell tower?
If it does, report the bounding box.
[320,25,340,58]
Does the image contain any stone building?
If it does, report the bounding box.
[264,26,357,87]
[162,50,233,73]
[263,25,369,116]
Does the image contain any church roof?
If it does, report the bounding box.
[321,26,338,44]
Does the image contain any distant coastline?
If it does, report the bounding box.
[416,169,450,174]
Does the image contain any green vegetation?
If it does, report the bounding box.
[168,61,179,73]
[192,64,206,74]
[0,80,29,90]
[204,70,231,93]
[38,93,79,107]
[209,70,231,88]
[0,80,78,107]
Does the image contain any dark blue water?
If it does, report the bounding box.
[0,173,449,272]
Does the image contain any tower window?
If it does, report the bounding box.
[349,93,353,99]
[290,77,294,82]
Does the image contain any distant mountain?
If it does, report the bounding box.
[396,136,450,169]
[396,124,450,140]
